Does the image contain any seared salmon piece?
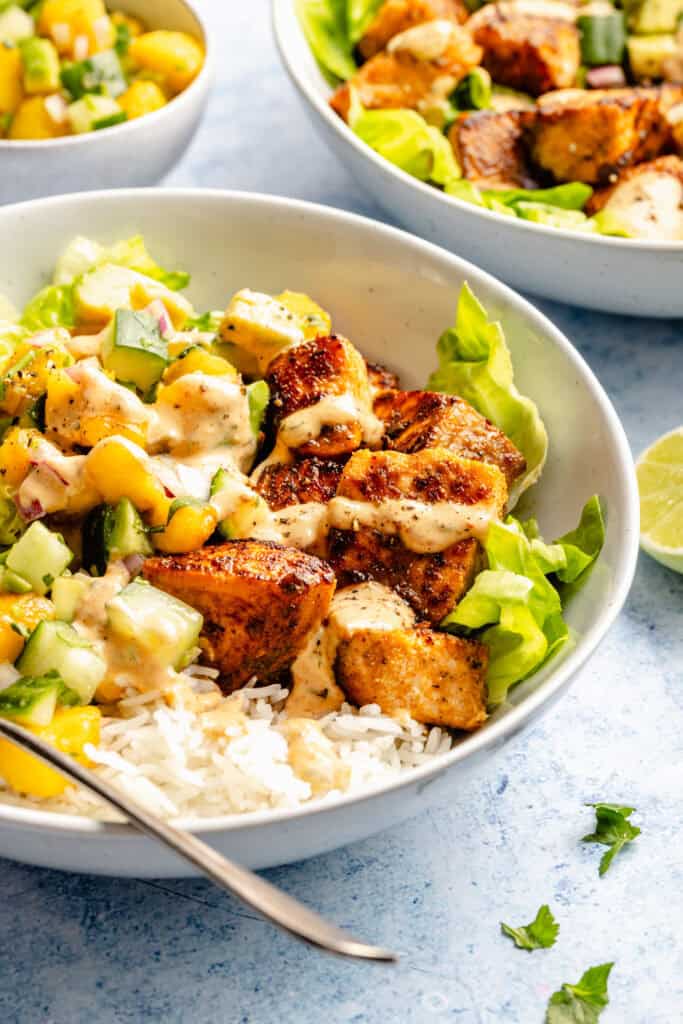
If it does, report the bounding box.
[358,0,469,60]
[448,109,538,189]
[327,448,506,622]
[266,335,381,459]
[143,541,336,691]
[366,360,401,398]
[337,624,488,729]
[584,156,683,241]
[255,457,344,510]
[330,23,482,121]
[329,529,481,623]
[375,389,526,489]
[469,5,580,97]
[530,87,669,185]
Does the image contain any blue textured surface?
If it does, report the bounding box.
[1,3,682,1021]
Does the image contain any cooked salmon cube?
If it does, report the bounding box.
[336,624,488,729]
[530,87,669,185]
[448,109,538,188]
[584,155,683,241]
[142,541,336,691]
[328,528,481,624]
[375,389,527,488]
[330,23,482,121]
[366,360,401,398]
[266,335,381,459]
[470,7,580,97]
[358,0,468,60]
[255,456,344,511]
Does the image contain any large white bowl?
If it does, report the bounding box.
[273,0,683,318]
[0,0,211,205]
[0,189,639,876]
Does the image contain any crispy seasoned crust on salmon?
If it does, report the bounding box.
[366,360,401,397]
[335,447,508,511]
[449,108,538,188]
[336,624,488,729]
[142,541,336,692]
[470,8,580,96]
[254,457,345,511]
[330,25,482,121]
[358,0,469,60]
[375,389,526,488]
[266,334,375,459]
[529,87,670,185]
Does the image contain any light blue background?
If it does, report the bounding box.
[1,3,682,1021]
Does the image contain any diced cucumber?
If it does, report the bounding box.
[20,36,60,94]
[626,0,683,34]
[60,49,127,100]
[51,574,92,622]
[1,568,33,594]
[0,672,64,727]
[82,499,152,576]
[68,94,122,134]
[246,380,270,437]
[101,308,168,393]
[210,467,270,541]
[17,621,106,704]
[106,580,203,670]
[6,522,73,596]
[0,6,34,44]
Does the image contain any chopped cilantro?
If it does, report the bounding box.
[546,963,613,1023]
[501,904,559,950]
[583,803,640,876]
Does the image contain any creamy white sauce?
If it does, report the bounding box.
[46,358,153,442]
[388,19,456,61]
[604,172,683,241]
[328,495,495,553]
[469,0,577,24]
[148,372,256,466]
[278,392,383,450]
[15,437,89,516]
[271,502,329,550]
[287,583,415,719]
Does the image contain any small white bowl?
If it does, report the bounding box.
[0,0,212,205]
[273,0,683,318]
[0,188,639,876]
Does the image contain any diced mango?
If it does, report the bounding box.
[128,30,204,94]
[8,95,68,139]
[276,291,332,340]
[0,705,100,798]
[0,43,24,116]
[0,341,72,418]
[117,79,166,120]
[45,369,147,450]
[153,502,218,554]
[0,593,54,664]
[163,348,236,385]
[85,437,170,522]
[38,0,114,57]
[0,427,44,487]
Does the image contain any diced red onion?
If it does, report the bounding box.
[28,459,70,487]
[15,494,44,523]
[144,300,174,339]
[122,553,146,576]
[586,65,626,89]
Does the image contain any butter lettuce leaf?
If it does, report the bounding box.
[428,283,547,504]
[346,0,384,43]
[21,284,75,332]
[53,235,190,291]
[442,498,603,704]
[296,0,357,81]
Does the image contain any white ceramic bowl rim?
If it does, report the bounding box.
[272,0,683,252]
[0,187,640,840]
[0,0,212,150]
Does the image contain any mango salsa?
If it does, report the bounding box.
[0,706,101,798]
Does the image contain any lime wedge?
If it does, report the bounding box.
[636,426,683,573]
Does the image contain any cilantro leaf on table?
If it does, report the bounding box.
[501,904,559,950]
[546,963,614,1023]
[583,803,641,876]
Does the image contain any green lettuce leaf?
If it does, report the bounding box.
[53,235,190,291]
[554,495,606,584]
[428,283,548,503]
[21,285,75,332]
[546,963,613,1023]
[346,0,384,43]
[583,803,640,876]
[296,0,357,81]
[349,93,461,186]
[485,182,593,212]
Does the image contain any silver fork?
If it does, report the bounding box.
[0,717,397,963]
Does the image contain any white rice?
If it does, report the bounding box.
[0,676,453,822]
